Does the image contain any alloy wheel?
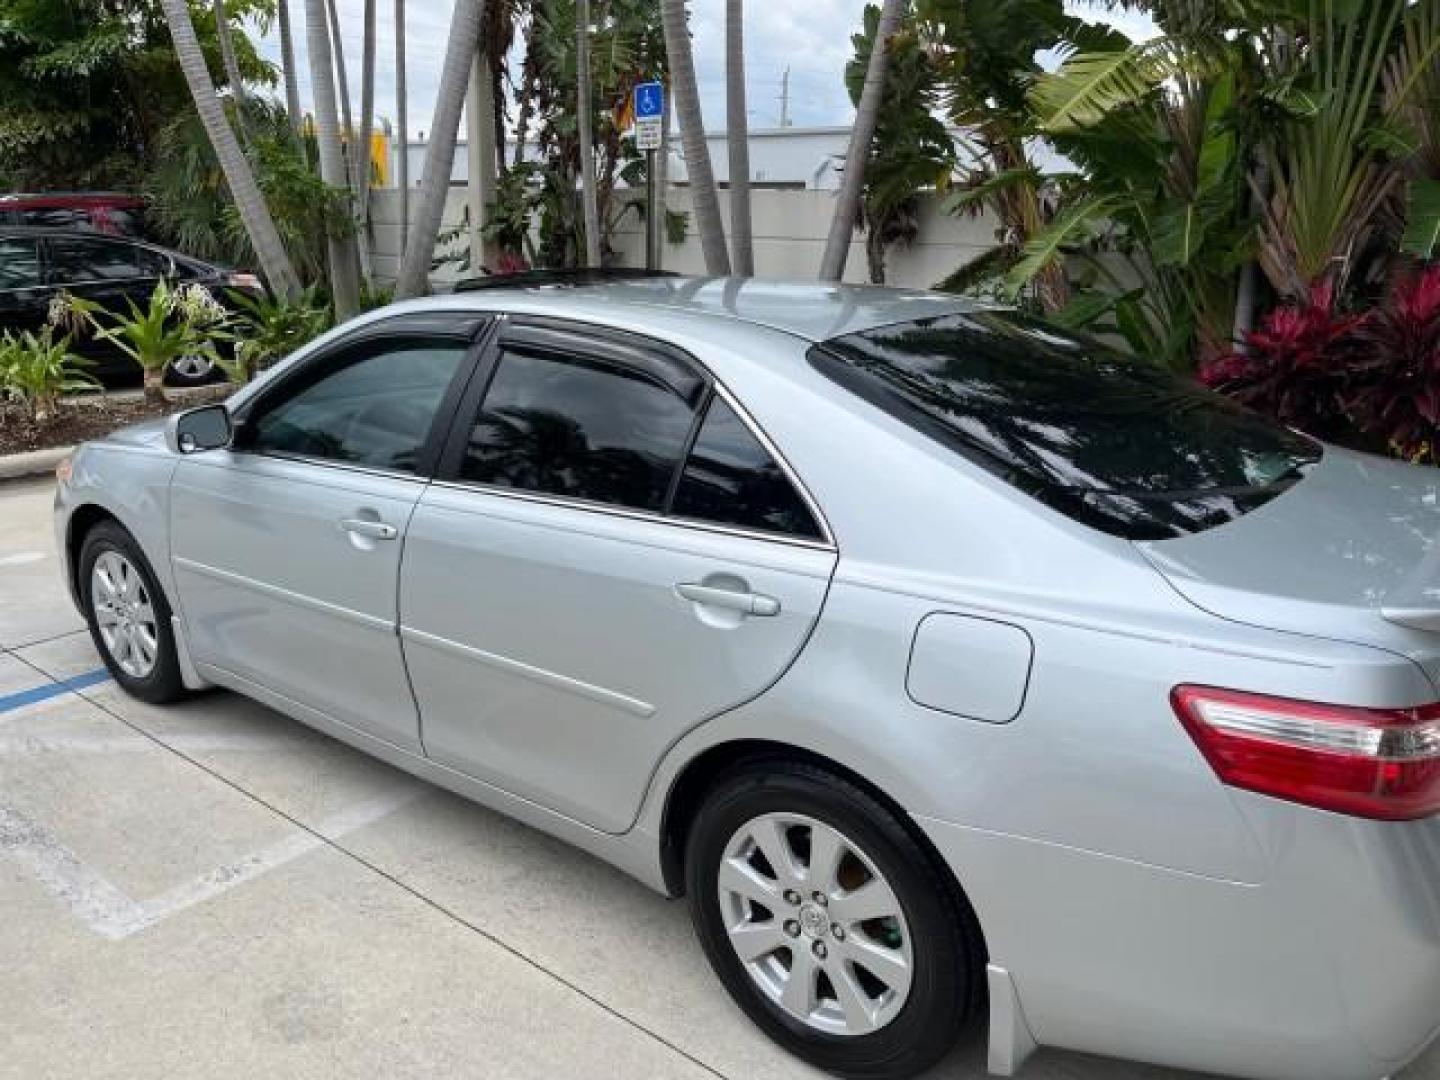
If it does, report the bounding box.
[91,550,159,679]
[717,812,914,1037]
[170,353,214,379]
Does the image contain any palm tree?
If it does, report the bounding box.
[357,0,377,283]
[305,0,362,316]
[276,0,304,142]
[577,0,601,267]
[660,0,730,274]
[158,0,300,300]
[820,0,903,281]
[395,0,489,298]
[467,55,498,270]
[395,0,410,252]
[212,0,249,141]
[726,0,753,274]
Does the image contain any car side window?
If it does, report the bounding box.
[672,396,823,540]
[248,336,469,473]
[0,238,41,290]
[132,247,173,277]
[48,237,140,283]
[460,346,696,512]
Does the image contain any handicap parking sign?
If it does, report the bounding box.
[634,81,664,120]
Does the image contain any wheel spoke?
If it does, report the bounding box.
[95,605,120,628]
[830,961,878,1033]
[718,856,781,908]
[747,817,800,885]
[727,922,787,963]
[132,626,157,666]
[780,948,819,1017]
[132,600,155,627]
[803,824,845,894]
[120,563,140,601]
[829,876,901,925]
[839,936,912,996]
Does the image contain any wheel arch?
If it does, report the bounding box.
[658,739,987,955]
[65,502,122,603]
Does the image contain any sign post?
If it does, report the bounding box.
[633,81,665,271]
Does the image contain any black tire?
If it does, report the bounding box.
[163,352,222,388]
[78,520,186,704]
[685,760,985,1079]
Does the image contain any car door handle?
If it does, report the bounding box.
[675,582,781,617]
[339,518,397,540]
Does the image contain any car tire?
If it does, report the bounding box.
[685,760,985,1080]
[79,520,186,705]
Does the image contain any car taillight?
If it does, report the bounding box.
[1172,685,1440,820]
[226,272,263,291]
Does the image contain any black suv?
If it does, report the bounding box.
[0,228,264,386]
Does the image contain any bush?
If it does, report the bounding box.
[0,328,98,422]
[1200,270,1440,460]
[227,286,332,383]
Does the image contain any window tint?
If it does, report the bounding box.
[132,247,172,277]
[48,237,141,283]
[813,312,1322,541]
[250,338,468,472]
[461,347,695,511]
[673,397,822,539]
[0,238,41,289]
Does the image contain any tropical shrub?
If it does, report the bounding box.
[58,281,231,405]
[226,286,333,383]
[0,328,98,422]
[1202,268,1440,460]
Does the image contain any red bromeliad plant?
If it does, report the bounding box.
[1199,281,1366,444]
[1344,267,1440,462]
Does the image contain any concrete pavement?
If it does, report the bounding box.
[2,476,1436,1080]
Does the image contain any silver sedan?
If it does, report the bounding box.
[54,278,1440,1080]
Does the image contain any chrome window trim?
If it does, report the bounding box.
[428,477,836,553]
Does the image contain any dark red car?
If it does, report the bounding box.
[0,193,148,238]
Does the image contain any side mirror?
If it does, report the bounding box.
[166,403,233,455]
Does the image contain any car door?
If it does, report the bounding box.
[0,235,49,336]
[169,320,483,753]
[400,319,838,833]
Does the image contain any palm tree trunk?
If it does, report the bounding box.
[577,0,601,268]
[512,15,537,171]
[356,0,377,285]
[467,55,498,272]
[159,0,301,300]
[306,0,362,316]
[277,0,305,143]
[395,0,489,299]
[725,0,753,275]
[660,0,730,274]
[213,0,250,142]
[395,0,409,256]
[819,0,902,282]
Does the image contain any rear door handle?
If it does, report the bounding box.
[675,582,781,617]
[340,518,397,540]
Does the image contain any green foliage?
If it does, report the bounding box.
[0,327,97,421]
[145,99,348,288]
[226,285,332,381]
[846,3,957,283]
[0,0,277,188]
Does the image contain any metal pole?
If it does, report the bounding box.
[646,147,661,271]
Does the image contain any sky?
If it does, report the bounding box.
[255,1,1158,142]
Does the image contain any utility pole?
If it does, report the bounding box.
[779,66,791,127]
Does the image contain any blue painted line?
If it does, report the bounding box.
[0,668,111,714]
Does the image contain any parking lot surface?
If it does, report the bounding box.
[3,474,1437,1080]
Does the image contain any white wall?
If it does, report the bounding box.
[367,186,1001,291]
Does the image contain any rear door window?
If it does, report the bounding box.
[812,312,1321,540]
[0,237,41,290]
[48,237,142,284]
[460,345,697,512]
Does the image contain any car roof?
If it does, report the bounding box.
[429,275,989,343]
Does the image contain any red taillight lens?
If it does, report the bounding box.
[226,272,263,291]
[1172,685,1440,820]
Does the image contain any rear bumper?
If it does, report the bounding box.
[918,802,1440,1080]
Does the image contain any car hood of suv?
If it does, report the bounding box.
[1137,446,1440,664]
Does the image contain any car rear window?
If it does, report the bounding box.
[811,312,1321,540]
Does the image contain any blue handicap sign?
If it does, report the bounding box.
[634,81,664,120]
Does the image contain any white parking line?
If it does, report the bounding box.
[0,552,46,568]
[1,784,424,939]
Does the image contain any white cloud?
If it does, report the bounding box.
[255,0,1157,140]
